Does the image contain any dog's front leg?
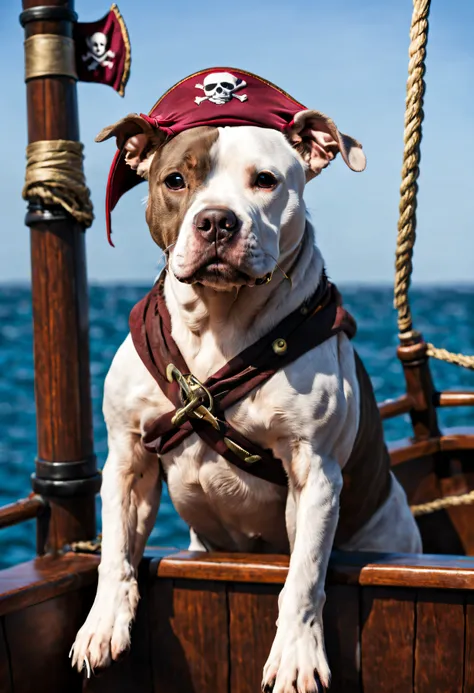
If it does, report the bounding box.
[70,432,160,675]
[262,442,342,693]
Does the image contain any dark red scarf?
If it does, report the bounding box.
[129,272,357,486]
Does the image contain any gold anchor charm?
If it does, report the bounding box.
[166,364,220,430]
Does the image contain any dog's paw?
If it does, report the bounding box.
[261,622,329,693]
[70,578,139,676]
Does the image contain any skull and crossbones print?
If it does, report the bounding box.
[195,72,248,105]
[82,32,115,71]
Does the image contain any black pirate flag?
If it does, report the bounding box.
[74,4,131,96]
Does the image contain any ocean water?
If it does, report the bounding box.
[0,284,473,569]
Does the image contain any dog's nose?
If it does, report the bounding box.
[193,207,240,242]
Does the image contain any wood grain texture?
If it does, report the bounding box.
[0,618,13,693]
[150,578,229,693]
[324,585,361,693]
[0,496,46,529]
[0,553,99,617]
[154,550,289,583]
[397,341,441,441]
[361,588,415,693]
[22,0,97,550]
[414,590,464,693]
[4,588,92,693]
[152,549,474,590]
[464,594,474,692]
[228,582,280,692]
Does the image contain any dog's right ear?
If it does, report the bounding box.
[95,114,164,178]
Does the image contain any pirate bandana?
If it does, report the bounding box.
[103,67,365,244]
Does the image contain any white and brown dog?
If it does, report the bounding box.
[71,69,422,692]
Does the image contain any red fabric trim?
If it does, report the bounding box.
[105,149,122,246]
[105,67,308,243]
[129,271,357,486]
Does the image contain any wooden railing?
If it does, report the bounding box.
[1,549,474,693]
[0,495,47,530]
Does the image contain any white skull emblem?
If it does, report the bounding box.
[82,32,115,71]
[195,72,248,106]
[89,32,108,58]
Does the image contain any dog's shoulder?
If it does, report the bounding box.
[103,333,171,433]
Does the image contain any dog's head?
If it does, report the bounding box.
[97,70,365,291]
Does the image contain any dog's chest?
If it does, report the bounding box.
[158,371,294,552]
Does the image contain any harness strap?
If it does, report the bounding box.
[129,271,356,486]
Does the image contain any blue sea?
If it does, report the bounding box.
[0,284,473,569]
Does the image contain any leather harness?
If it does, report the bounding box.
[129,271,357,487]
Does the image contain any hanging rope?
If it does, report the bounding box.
[23,140,94,228]
[394,0,474,369]
[394,0,430,337]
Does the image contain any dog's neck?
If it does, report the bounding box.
[164,214,324,376]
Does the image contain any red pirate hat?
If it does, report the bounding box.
[104,67,308,245]
[103,67,365,245]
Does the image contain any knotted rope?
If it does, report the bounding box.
[394,0,474,370]
[23,140,94,228]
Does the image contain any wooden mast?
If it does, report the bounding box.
[20,0,100,552]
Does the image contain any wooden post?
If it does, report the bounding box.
[397,336,441,442]
[20,0,100,553]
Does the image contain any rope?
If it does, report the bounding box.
[411,489,474,516]
[394,0,431,335]
[69,534,102,553]
[426,344,474,370]
[23,140,94,228]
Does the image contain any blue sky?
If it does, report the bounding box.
[0,0,473,284]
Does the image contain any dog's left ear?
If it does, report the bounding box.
[287,110,366,180]
[95,114,165,178]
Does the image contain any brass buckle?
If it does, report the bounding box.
[166,364,220,430]
[166,364,262,465]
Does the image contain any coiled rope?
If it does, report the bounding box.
[22,140,94,228]
[394,0,474,369]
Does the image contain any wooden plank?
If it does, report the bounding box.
[0,617,12,693]
[228,583,280,692]
[0,553,99,617]
[361,587,415,693]
[388,438,440,466]
[465,594,474,691]
[414,590,464,693]
[4,588,94,693]
[153,549,474,590]
[324,585,361,692]
[150,578,229,693]
[154,551,289,583]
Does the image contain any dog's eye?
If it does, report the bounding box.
[164,173,186,190]
[255,172,278,189]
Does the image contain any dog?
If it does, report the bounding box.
[70,68,422,691]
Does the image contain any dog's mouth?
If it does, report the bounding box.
[174,250,271,288]
[177,260,253,287]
